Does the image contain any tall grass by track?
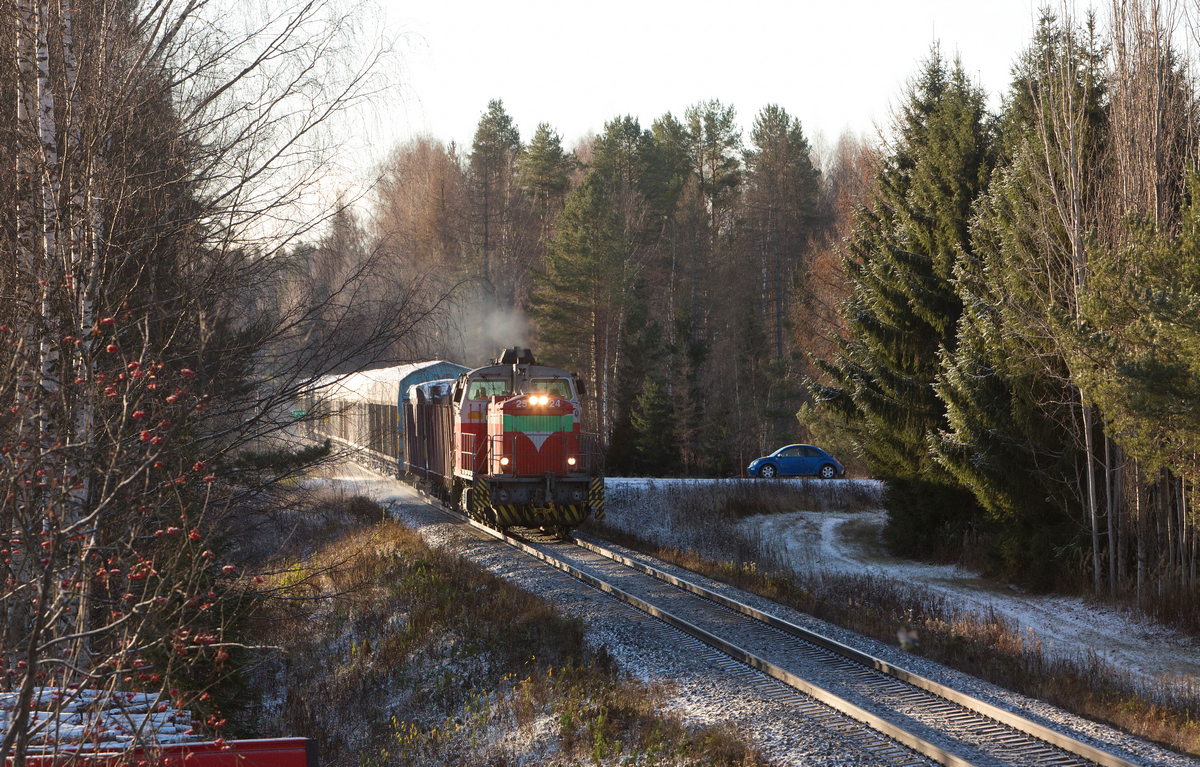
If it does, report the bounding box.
[588,480,1200,759]
[242,491,770,766]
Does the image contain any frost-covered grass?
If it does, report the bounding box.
[242,492,769,766]
[587,480,1200,759]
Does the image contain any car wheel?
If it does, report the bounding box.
[818,464,836,480]
[759,464,777,479]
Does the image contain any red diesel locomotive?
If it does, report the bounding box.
[403,348,604,535]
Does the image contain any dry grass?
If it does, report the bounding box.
[242,491,771,766]
[587,481,1200,759]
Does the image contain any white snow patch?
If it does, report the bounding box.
[739,508,1200,686]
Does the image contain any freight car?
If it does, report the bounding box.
[403,348,604,536]
[305,361,468,475]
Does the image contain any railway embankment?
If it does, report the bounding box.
[240,479,770,766]
[594,478,1200,761]
[294,463,1200,765]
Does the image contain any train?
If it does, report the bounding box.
[305,360,469,476]
[403,347,604,536]
[307,349,604,536]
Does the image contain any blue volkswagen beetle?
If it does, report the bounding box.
[747,444,845,479]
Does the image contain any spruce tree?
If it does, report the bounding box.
[932,14,1107,585]
[632,377,682,475]
[812,49,995,555]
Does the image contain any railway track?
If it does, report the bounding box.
[429,502,1145,767]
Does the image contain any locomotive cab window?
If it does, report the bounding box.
[530,379,573,398]
[468,379,511,400]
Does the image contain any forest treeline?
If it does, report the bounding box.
[305,3,1200,622]
[324,94,874,478]
[820,5,1200,621]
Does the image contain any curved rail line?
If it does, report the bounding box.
[425,501,1139,767]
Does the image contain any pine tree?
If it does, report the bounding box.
[743,104,821,361]
[470,99,522,296]
[593,116,653,193]
[1073,173,1200,491]
[518,123,574,231]
[530,171,628,437]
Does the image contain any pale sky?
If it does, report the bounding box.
[371,0,1046,163]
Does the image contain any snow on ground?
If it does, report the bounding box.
[311,467,1200,764]
[325,470,1200,688]
[601,476,1200,689]
[306,467,898,765]
[739,506,1200,686]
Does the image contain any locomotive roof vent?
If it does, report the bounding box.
[495,347,537,365]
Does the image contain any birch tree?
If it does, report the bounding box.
[0,0,409,761]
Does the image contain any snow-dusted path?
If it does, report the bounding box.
[740,509,1200,686]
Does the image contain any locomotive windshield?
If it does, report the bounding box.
[468,379,512,400]
[529,378,573,398]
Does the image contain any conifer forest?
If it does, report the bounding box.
[4,1,1200,749]
[376,6,1200,621]
[372,6,1200,619]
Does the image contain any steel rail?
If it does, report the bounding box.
[439,510,973,767]
[568,532,1137,767]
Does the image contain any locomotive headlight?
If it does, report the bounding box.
[499,457,510,467]
[533,395,547,405]
[567,457,576,467]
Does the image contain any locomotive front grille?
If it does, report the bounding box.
[501,413,574,433]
